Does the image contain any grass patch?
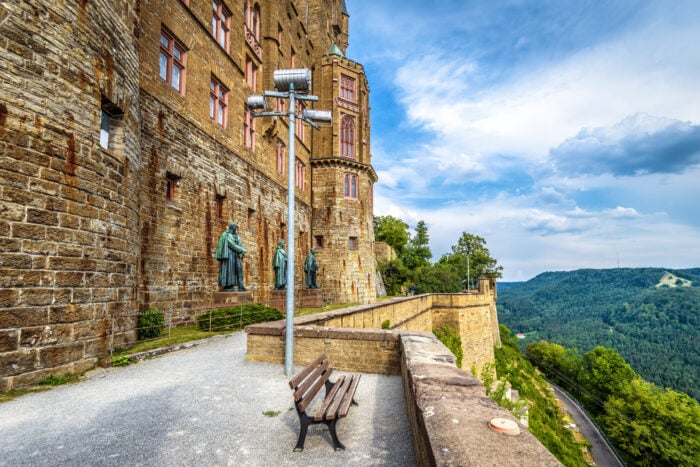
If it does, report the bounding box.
[111,325,226,357]
[38,374,80,386]
[0,387,52,403]
[262,410,281,417]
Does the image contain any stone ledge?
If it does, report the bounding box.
[400,333,561,466]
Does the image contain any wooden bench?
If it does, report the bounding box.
[288,354,361,452]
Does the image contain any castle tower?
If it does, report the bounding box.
[310,44,378,304]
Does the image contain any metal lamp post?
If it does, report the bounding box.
[247,69,331,376]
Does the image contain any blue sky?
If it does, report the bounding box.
[346,0,700,281]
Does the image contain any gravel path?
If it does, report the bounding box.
[0,332,415,466]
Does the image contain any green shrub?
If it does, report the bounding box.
[137,308,165,340]
[112,355,131,367]
[196,304,284,332]
[433,324,463,368]
[381,319,391,329]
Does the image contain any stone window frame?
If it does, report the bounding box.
[349,236,358,250]
[343,173,358,199]
[99,96,124,152]
[314,235,324,249]
[159,28,187,95]
[340,114,355,159]
[210,75,228,128]
[212,0,231,51]
[165,172,181,205]
[340,74,355,102]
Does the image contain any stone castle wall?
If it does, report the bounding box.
[0,0,377,390]
[0,0,142,391]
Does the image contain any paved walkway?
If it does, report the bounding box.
[0,332,415,466]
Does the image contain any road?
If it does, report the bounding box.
[551,384,624,467]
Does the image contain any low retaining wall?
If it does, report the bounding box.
[400,333,560,466]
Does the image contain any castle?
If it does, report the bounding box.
[0,0,377,390]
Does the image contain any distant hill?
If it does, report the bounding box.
[497,268,700,400]
[496,281,524,292]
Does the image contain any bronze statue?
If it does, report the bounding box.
[215,222,247,291]
[272,240,287,290]
[304,248,319,288]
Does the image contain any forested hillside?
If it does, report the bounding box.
[497,268,700,399]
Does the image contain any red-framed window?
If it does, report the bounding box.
[166,175,178,202]
[245,57,258,91]
[159,29,186,94]
[344,173,358,199]
[276,139,285,174]
[295,100,305,142]
[210,76,228,127]
[245,1,261,40]
[340,74,355,101]
[340,115,355,159]
[244,106,255,149]
[212,0,231,50]
[295,158,305,191]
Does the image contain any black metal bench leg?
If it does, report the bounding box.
[327,419,345,451]
[294,415,311,452]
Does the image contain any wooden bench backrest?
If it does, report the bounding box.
[289,354,333,413]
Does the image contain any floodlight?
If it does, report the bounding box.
[247,94,267,110]
[273,69,311,92]
[302,109,332,122]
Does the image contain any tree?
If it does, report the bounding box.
[402,220,432,270]
[374,216,409,254]
[581,346,638,409]
[450,232,503,280]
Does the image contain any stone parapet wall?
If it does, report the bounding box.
[400,333,561,466]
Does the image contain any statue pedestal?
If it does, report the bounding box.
[299,288,323,308]
[269,288,324,314]
[213,290,253,307]
[270,289,290,315]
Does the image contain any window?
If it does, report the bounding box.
[276,139,285,174]
[344,173,358,199]
[295,100,305,142]
[340,115,355,159]
[212,0,230,50]
[166,173,179,203]
[295,158,305,191]
[100,111,111,149]
[159,29,186,94]
[99,97,123,151]
[244,106,255,149]
[340,74,355,101]
[245,1,260,41]
[215,194,225,221]
[314,236,324,248]
[349,237,358,250]
[291,47,296,67]
[245,57,258,91]
[210,76,228,127]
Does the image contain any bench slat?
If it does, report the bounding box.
[289,354,327,389]
[297,363,333,413]
[317,375,352,421]
[312,375,346,421]
[337,374,361,418]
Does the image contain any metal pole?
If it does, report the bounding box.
[285,84,296,376]
[467,253,471,293]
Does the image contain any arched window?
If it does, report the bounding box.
[343,173,358,199]
[340,115,355,159]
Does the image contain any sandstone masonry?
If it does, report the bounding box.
[0,0,376,390]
